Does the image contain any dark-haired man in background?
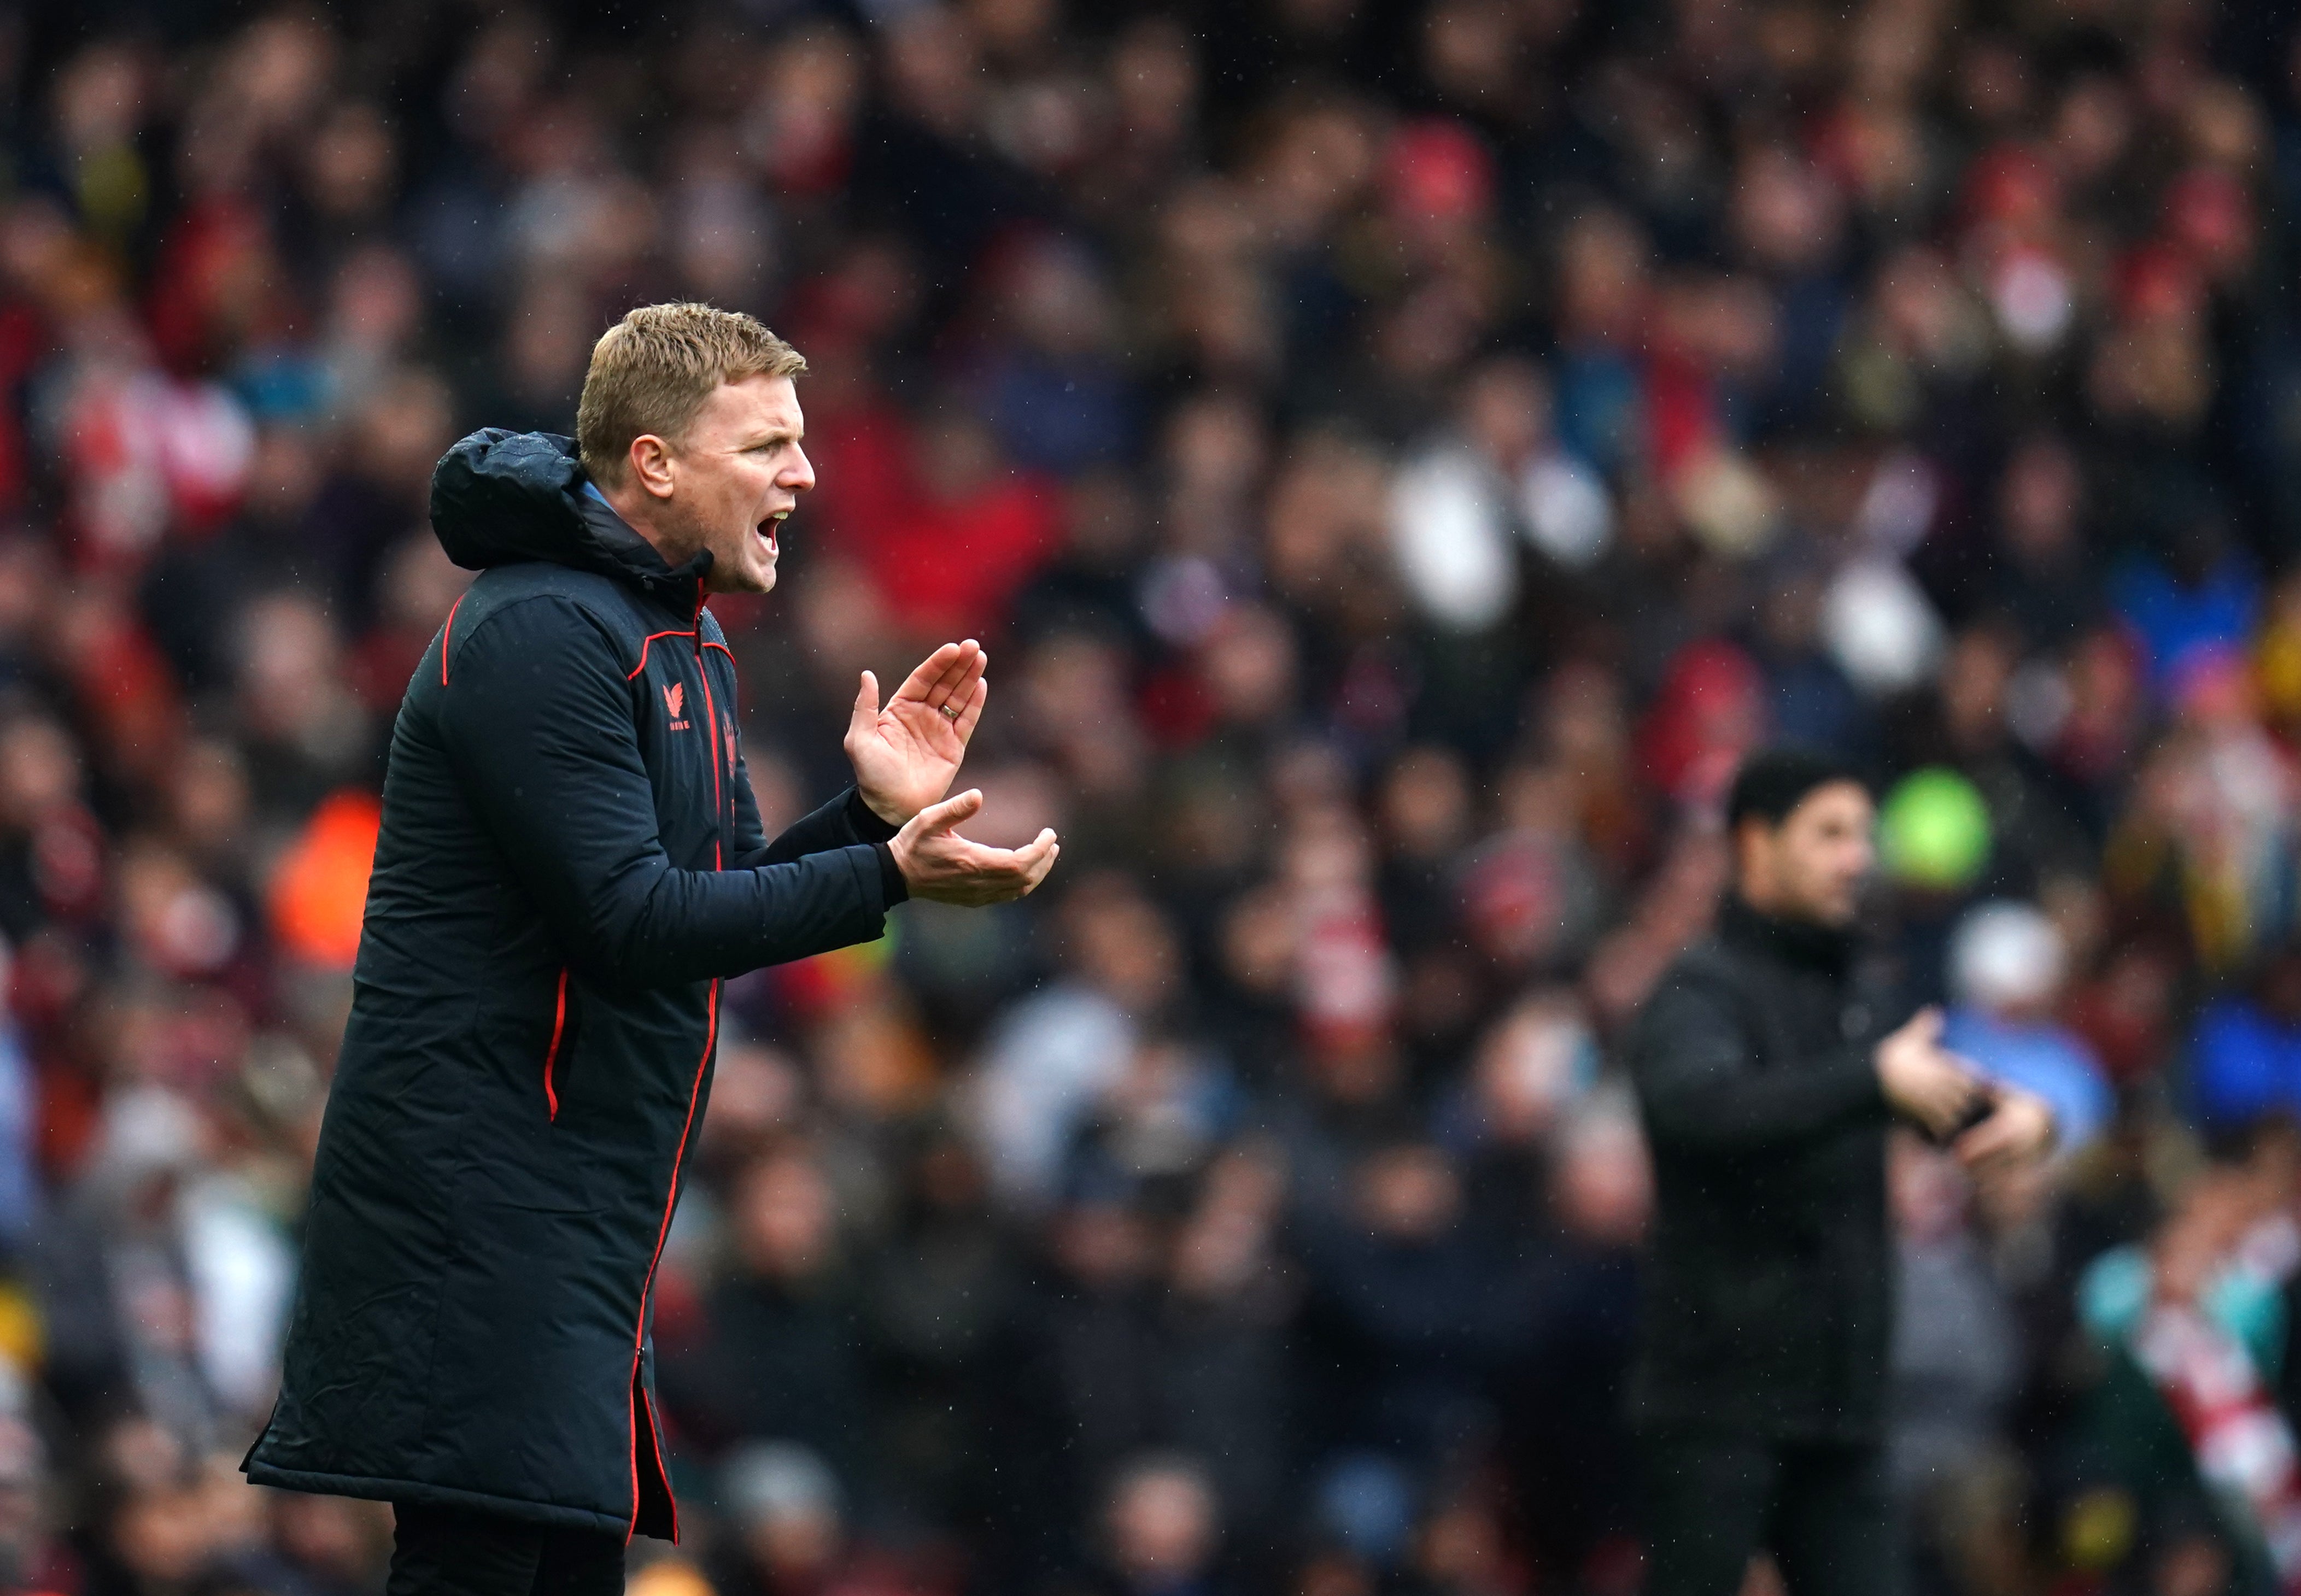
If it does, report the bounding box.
[1627,749,2056,1596]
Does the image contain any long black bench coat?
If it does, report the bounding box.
[242,430,899,1541]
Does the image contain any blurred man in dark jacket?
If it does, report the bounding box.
[244,304,1061,1596]
[1626,749,2054,1596]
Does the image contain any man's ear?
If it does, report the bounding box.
[628,434,676,500]
[1731,815,1771,894]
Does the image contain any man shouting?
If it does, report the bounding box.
[243,303,1058,1594]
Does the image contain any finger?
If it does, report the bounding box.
[947,832,1051,876]
[977,831,1056,875]
[848,670,880,736]
[933,650,986,723]
[1954,1119,2015,1169]
[1903,1006,1943,1043]
[930,641,983,712]
[927,847,1021,905]
[920,640,982,709]
[894,643,965,705]
[954,675,988,742]
[1984,1099,2050,1161]
[965,840,1058,902]
[983,836,1058,897]
[919,789,984,834]
[939,639,985,701]
[936,832,1055,890]
[2021,1098,2058,1154]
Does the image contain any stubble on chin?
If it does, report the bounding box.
[711,544,776,595]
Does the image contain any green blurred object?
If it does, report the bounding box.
[1879,766,1992,889]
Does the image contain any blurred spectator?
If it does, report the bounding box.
[2191,943,2301,1131]
[1943,901,2115,1158]
[1887,1133,2023,1596]
[969,875,1182,1208]
[704,1436,957,1596]
[1086,1453,1230,1596]
[659,1147,872,1497]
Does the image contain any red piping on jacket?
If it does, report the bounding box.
[625,1370,640,1540]
[625,630,698,681]
[440,594,466,685]
[634,980,717,1322]
[626,976,718,1544]
[541,968,569,1120]
[646,1388,678,1543]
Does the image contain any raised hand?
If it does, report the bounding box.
[889,788,1059,906]
[847,639,988,826]
[1873,1007,1983,1140]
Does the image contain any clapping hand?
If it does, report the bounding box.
[889,789,1059,905]
[847,640,988,826]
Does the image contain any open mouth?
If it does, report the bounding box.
[757,509,788,556]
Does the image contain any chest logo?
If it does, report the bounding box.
[663,681,691,731]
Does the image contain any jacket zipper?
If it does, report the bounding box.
[628,609,726,1544]
[692,613,724,865]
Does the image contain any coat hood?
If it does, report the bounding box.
[429,430,712,612]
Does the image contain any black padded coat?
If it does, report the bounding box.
[1624,896,1908,1444]
[242,431,903,1541]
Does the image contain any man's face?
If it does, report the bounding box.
[662,373,815,594]
[1738,780,1875,928]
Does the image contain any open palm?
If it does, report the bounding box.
[846,639,988,825]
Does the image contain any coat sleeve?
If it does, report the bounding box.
[438,595,890,990]
[1629,963,1888,1155]
[730,773,899,870]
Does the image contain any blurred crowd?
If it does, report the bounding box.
[5,0,2301,1593]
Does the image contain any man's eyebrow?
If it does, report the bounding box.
[741,427,802,448]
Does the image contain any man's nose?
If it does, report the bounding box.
[783,447,816,492]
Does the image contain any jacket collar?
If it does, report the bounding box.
[429,429,715,620]
[1718,893,1856,977]
[573,484,713,620]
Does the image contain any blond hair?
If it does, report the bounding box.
[576,303,807,486]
